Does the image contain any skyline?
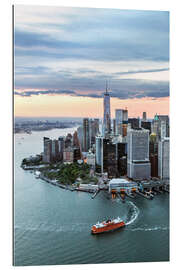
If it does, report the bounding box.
[14,5,169,118]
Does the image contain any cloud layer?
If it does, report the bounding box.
[14,6,169,100]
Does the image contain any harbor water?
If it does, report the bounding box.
[14,128,169,266]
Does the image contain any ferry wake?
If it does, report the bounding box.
[91,217,125,234]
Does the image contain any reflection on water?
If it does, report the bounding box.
[14,128,169,266]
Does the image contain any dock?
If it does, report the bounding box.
[135,190,153,200]
[125,192,136,199]
[91,189,100,199]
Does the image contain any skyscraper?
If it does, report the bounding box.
[94,118,100,135]
[160,121,167,140]
[141,121,151,133]
[65,133,72,148]
[116,142,127,176]
[58,136,65,160]
[95,135,103,166]
[149,134,158,177]
[52,139,59,162]
[142,112,147,121]
[152,114,169,141]
[77,126,83,150]
[73,131,80,147]
[127,128,151,180]
[43,137,52,163]
[158,115,169,138]
[103,85,111,135]
[113,119,116,134]
[101,138,118,178]
[158,138,170,180]
[115,109,128,136]
[128,118,139,129]
[89,118,99,146]
[83,118,90,152]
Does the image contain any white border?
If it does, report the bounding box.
[1,0,180,270]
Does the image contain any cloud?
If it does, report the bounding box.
[15,30,169,62]
[14,89,76,97]
[14,6,169,102]
[15,30,88,50]
[14,77,169,99]
[14,8,169,63]
[114,68,169,76]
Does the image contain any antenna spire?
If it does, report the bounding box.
[106,80,108,94]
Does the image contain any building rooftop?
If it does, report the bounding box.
[109,178,129,184]
[128,128,149,133]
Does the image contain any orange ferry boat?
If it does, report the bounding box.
[91,217,125,234]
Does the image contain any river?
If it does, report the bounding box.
[14,128,169,266]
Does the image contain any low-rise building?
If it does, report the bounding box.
[108,178,138,193]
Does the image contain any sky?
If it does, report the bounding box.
[14,5,169,118]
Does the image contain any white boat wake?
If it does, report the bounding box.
[126,226,169,232]
[125,201,139,226]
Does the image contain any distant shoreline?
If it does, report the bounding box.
[14,126,72,134]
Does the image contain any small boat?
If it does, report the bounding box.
[34,170,41,178]
[91,217,125,234]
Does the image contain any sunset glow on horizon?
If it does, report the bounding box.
[14,94,169,119]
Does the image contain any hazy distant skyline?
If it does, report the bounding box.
[14,5,169,118]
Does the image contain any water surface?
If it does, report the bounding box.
[14,128,169,266]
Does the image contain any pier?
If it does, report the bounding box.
[135,190,153,200]
[109,179,169,202]
[125,192,136,199]
[91,188,100,199]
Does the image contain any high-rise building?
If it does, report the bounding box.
[43,137,52,163]
[96,136,127,177]
[95,135,103,166]
[160,121,167,140]
[90,118,99,146]
[77,126,83,151]
[103,86,111,135]
[127,128,151,180]
[158,115,169,137]
[149,134,158,178]
[65,133,72,148]
[73,147,81,162]
[83,118,90,152]
[122,124,128,137]
[101,138,117,178]
[63,147,74,163]
[151,116,159,141]
[73,131,80,147]
[150,155,158,177]
[128,118,139,129]
[113,119,116,134]
[116,142,127,176]
[52,139,59,161]
[152,114,169,141]
[142,112,147,121]
[141,121,151,133]
[94,118,100,135]
[86,151,95,166]
[115,109,128,136]
[58,136,64,160]
[158,138,170,180]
